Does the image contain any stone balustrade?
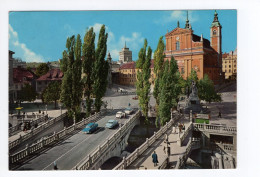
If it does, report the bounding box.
[9,114,48,137]
[113,113,183,170]
[178,122,193,146]
[9,111,104,165]
[75,110,142,170]
[193,123,237,134]
[9,113,66,151]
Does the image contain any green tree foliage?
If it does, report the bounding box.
[136,39,152,124]
[19,83,37,102]
[35,63,49,77]
[60,35,83,123]
[42,81,61,109]
[82,27,96,116]
[153,36,165,105]
[92,25,109,112]
[156,57,182,127]
[198,74,222,103]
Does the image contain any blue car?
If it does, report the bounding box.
[82,122,98,134]
[105,120,118,129]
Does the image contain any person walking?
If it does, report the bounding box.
[172,125,176,134]
[218,111,222,118]
[53,161,58,170]
[152,151,158,167]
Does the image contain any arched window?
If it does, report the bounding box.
[176,41,180,50]
[213,30,217,35]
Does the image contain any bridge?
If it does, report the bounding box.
[111,113,237,170]
[10,109,141,170]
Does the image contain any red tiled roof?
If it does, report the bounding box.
[120,62,136,70]
[37,68,63,81]
[13,68,37,84]
[222,53,229,58]
[119,60,154,70]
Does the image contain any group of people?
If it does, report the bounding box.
[171,123,186,134]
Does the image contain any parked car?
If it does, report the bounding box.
[124,107,133,115]
[132,96,138,100]
[82,122,98,134]
[106,120,119,129]
[116,111,125,119]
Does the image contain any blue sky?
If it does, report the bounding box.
[9,10,237,63]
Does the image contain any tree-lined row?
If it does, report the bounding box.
[59,25,109,123]
[136,37,221,128]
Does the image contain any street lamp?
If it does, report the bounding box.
[45,104,48,115]
[59,102,62,115]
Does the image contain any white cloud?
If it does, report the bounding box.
[155,10,198,25]
[9,24,45,62]
[107,32,144,61]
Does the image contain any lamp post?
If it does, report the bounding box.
[59,103,62,115]
[45,104,48,115]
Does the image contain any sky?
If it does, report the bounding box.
[9,10,237,63]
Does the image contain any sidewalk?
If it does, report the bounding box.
[8,109,65,143]
[127,116,191,169]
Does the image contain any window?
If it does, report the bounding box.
[225,65,227,68]
[213,30,217,35]
[234,69,236,72]
[176,41,180,50]
[229,69,231,73]
[181,68,184,74]
[234,65,236,67]
[229,65,231,68]
[225,69,227,72]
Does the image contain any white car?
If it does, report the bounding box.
[116,111,125,118]
[124,107,133,115]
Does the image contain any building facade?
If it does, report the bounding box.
[36,68,63,93]
[119,62,136,86]
[13,58,27,68]
[164,11,222,84]
[13,67,37,101]
[222,49,237,80]
[119,42,132,64]
[9,50,15,104]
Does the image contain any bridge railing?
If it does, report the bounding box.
[178,122,193,146]
[9,111,104,165]
[113,112,183,170]
[76,110,141,170]
[9,114,48,137]
[9,113,66,151]
[175,138,193,169]
[193,123,237,134]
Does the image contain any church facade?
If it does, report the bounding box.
[164,11,223,84]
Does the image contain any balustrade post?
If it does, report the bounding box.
[98,145,101,155]
[64,126,67,135]
[229,155,235,169]
[123,156,126,169]
[154,131,157,140]
[136,148,139,157]
[166,122,168,129]
[203,121,206,130]
[215,153,223,169]
[146,138,149,148]
[88,155,92,166]
[189,110,192,122]
[25,144,29,156]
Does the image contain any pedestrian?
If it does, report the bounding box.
[218,111,222,118]
[178,123,182,133]
[152,151,158,167]
[53,161,58,170]
[182,124,185,131]
[172,126,176,134]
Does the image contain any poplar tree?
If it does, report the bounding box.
[153,36,165,105]
[157,61,171,126]
[60,35,83,123]
[82,27,95,116]
[136,39,152,124]
[92,25,109,112]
